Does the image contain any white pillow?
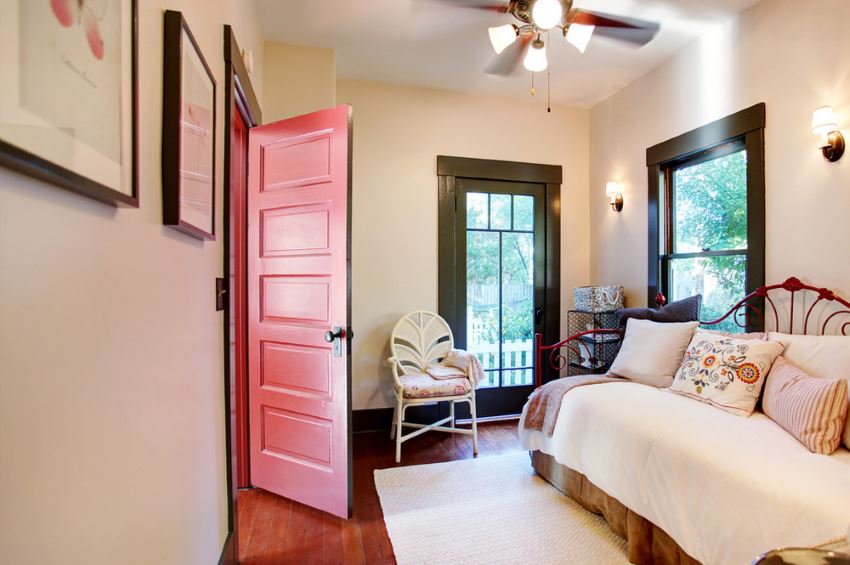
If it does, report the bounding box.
[768,332,850,448]
[609,319,699,387]
[669,332,784,416]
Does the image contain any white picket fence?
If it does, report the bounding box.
[467,338,535,387]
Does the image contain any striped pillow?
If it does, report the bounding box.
[762,356,849,454]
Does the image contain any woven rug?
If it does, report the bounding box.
[374,451,629,565]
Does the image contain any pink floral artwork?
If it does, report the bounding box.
[50,0,106,60]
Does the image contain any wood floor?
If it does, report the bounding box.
[237,421,521,564]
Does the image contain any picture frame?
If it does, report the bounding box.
[162,10,217,240]
[0,0,139,207]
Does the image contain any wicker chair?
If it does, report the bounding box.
[388,311,479,463]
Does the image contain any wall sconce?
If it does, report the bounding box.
[605,181,623,212]
[811,106,845,162]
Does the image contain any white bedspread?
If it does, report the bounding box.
[520,381,850,565]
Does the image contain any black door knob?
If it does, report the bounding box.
[325,328,343,342]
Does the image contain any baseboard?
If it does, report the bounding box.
[218,531,235,565]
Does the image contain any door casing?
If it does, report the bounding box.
[221,25,261,565]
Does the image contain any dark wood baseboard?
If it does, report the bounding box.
[218,531,235,565]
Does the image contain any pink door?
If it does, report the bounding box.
[247,104,352,518]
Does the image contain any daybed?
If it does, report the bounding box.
[520,279,850,565]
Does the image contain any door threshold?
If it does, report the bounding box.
[456,414,521,425]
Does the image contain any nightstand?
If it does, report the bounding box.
[565,310,621,376]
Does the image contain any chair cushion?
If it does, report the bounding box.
[400,372,471,399]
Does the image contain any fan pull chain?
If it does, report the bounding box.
[530,72,535,96]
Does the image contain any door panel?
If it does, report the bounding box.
[248,104,352,518]
[456,179,545,417]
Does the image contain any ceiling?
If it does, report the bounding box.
[254,0,762,108]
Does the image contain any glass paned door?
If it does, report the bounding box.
[459,180,544,416]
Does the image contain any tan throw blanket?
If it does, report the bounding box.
[426,349,486,386]
[522,374,624,436]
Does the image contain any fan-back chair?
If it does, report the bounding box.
[388,311,479,463]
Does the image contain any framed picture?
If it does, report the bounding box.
[162,10,216,241]
[0,0,139,206]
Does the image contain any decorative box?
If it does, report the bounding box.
[573,285,624,313]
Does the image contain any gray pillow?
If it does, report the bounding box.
[617,295,702,329]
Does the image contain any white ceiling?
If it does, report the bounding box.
[254,0,761,108]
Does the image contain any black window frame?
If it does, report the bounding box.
[646,103,766,331]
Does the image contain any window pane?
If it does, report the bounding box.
[674,148,748,253]
[466,192,488,229]
[513,195,534,231]
[501,232,534,386]
[467,231,500,387]
[490,194,512,230]
[502,369,533,388]
[670,255,747,333]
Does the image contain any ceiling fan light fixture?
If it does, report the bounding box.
[523,38,548,72]
[488,24,518,54]
[531,0,563,31]
[565,23,595,53]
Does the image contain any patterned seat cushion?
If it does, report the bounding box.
[399,372,471,399]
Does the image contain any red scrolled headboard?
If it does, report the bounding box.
[535,277,850,387]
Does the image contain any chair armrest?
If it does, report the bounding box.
[387,357,404,390]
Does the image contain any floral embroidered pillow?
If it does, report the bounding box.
[669,332,785,416]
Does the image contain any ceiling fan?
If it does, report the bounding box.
[436,0,661,76]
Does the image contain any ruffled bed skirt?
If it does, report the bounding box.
[530,450,701,565]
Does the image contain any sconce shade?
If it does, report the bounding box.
[811,106,845,162]
[489,24,518,55]
[605,181,623,212]
[812,106,839,136]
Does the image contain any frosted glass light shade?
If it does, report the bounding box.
[489,24,517,54]
[605,181,621,196]
[566,23,595,53]
[532,0,563,30]
[811,106,839,136]
[523,42,548,72]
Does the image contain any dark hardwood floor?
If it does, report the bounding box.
[237,421,521,564]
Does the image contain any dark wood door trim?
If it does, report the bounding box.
[220,25,261,565]
[437,155,562,184]
[437,155,562,413]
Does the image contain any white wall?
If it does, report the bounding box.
[589,0,850,307]
[338,79,590,410]
[0,1,264,563]
[263,41,336,122]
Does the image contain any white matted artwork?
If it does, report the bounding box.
[0,0,137,205]
[162,10,216,241]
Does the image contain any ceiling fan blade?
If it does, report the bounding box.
[570,10,660,47]
[484,34,531,76]
[416,0,508,12]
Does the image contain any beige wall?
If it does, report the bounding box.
[338,79,590,410]
[263,42,336,122]
[0,1,264,563]
[589,0,850,307]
